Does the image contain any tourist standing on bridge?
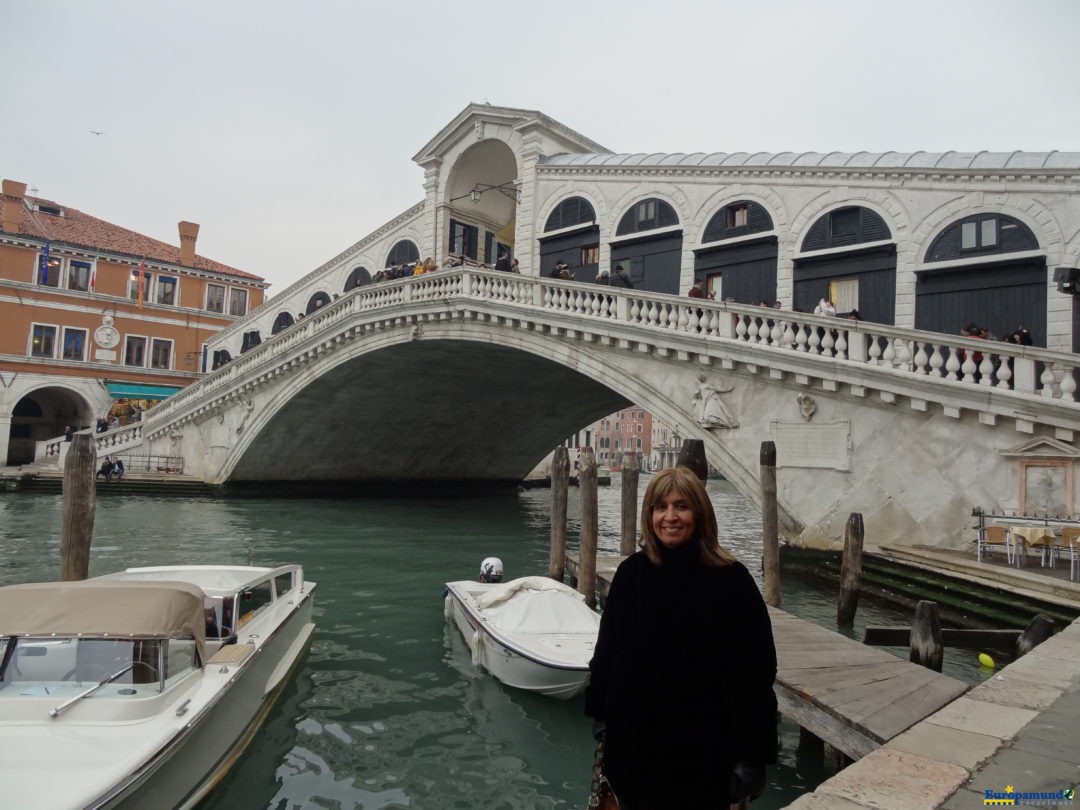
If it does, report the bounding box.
[586,467,777,809]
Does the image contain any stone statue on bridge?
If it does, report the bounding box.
[693,375,739,430]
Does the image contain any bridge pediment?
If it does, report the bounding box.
[412,104,609,167]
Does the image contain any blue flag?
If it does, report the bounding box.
[39,240,51,285]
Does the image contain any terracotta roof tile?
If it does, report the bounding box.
[6,196,264,283]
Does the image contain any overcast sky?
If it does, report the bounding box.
[3,0,1079,294]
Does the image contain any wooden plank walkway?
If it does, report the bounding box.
[567,553,969,761]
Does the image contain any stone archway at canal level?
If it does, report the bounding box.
[186,321,804,533]
[168,313,1033,551]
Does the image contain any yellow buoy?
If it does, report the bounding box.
[978,652,995,669]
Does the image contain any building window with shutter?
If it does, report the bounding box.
[62,328,87,361]
[150,338,173,370]
[961,218,999,251]
[124,335,147,367]
[68,261,93,292]
[582,245,599,265]
[30,324,57,358]
[726,204,749,228]
[229,288,247,316]
[157,276,178,306]
[128,268,153,301]
[450,221,479,260]
[206,284,225,313]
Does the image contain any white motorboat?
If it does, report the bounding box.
[0,564,316,810]
[443,575,599,699]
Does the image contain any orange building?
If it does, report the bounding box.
[0,179,267,465]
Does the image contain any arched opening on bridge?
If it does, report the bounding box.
[305,292,333,315]
[539,196,598,281]
[611,198,682,294]
[917,214,1045,345]
[344,266,371,291]
[794,205,895,323]
[7,387,92,465]
[444,140,519,265]
[695,201,777,303]
[271,311,295,335]
[385,240,420,268]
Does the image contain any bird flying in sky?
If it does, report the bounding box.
[89,130,106,135]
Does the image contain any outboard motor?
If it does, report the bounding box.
[479,557,504,583]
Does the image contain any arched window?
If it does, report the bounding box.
[925,214,1038,262]
[545,197,596,232]
[615,198,679,236]
[305,292,332,315]
[270,311,295,335]
[344,266,371,291]
[385,240,419,268]
[801,206,891,252]
[701,201,774,243]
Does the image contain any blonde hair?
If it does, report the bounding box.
[639,467,736,568]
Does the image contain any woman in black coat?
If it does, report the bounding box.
[585,467,777,809]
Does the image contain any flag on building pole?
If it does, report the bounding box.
[88,263,96,293]
[137,261,145,309]
[39,240,51,285]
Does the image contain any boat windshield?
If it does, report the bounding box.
[0,636,198,695]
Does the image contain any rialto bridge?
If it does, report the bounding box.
[73,269,1080,551]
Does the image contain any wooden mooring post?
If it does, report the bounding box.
[620,452,639,556]
[910,600,944,672]
[60,433,96,581]
[578,447,598,609]
[837,513,864,626]
[1016,614,1055,657]
[548,446,569,581]
[676,439,708,481]
[760,441,780,608]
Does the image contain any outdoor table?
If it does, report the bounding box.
[1009,526,1057,567]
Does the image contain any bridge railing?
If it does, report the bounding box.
[143,268,1079,433]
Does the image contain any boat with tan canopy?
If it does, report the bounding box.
[0,564,316,809]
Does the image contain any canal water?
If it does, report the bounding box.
[0,478,994,809]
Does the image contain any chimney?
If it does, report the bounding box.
[2,179,27,234]
[178,221,200,267]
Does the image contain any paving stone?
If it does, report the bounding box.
[1032,634,1080,664]
[1001,658,1078,689]
[782,791,874,809]
[964,747,1080,796]
[811,749,969,810]
[885,723,1003,771]
[1011,732,1080,763]
[939,786,988,809]
[924,696,1037,740]
[965,674,1064,711]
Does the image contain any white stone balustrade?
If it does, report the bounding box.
[145,268,1079,443]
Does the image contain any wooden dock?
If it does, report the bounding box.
[566,553,969,761]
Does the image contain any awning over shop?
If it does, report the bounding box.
[105,382,183,400]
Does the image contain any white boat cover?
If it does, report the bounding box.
[0,580,207,661]
[475,577,598,635]
[476,576,583,609]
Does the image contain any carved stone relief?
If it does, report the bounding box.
[693,375,738,429]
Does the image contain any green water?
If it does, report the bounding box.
[0,480,991,809]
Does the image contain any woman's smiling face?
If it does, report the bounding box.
[651,489,696,549]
